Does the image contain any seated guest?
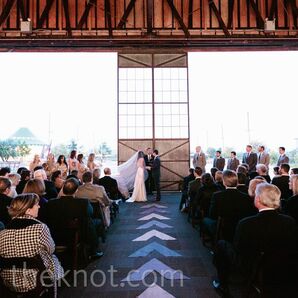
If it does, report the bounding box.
[34,169,58,200]
[0,167,11,177]
[213,183,297,295]
[16,169,31,194]
[44,178,104,259]
[248,178,266,200]
[194,173,219,217]
[0,177,12,226]
[0,221,4,231]
[214,171,225,190]
[7,173,21,198]
[273,166,280,176]
[271,163,292,200]
[0,194,64,294]
[179,168,195,211]
[51,170,65,193]
[92,168,101,185]
[210,167,219,180]
[16,167,27,175]
[188,167,203,205]
[98,168,120,201]
[283,174,298,224]
[256,164,271,183]
[205,170,256,241]
[290,168,298,175]
[237,173,249,194]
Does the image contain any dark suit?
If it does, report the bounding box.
[179,173,195,210]
[277,154,289,166]
[237,184,249,194]
[209,188,257,241]
[152,156,161,200]
[283,195,298,224]
[227,158,239,171]
[44,196,99,254]
[188,178,201,203]
[215,210,297,286]
[213,157,225,171]
[242,152,258,173]
[271,175,292,199]
[144,154,154,194]
[44,180,58,200]
[97,176,119,200]
[0,193,12,226]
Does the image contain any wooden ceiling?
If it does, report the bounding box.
[0,0,297,51]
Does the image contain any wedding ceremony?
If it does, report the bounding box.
[0,1,298,298]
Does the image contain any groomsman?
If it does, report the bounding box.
[151,149,161,201]
[257,145,270,169]
[213,150,225,171]
[227,151,240,171]
[144,147,154,195]
[277,147,289,166]
[192,146,207,173]
[242,145,258,173]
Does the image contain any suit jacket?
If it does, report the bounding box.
[0,193,12,226]
[188,178,202,203]
[144,154,154,167]
[76,182,111,206]
[193,152,206,172]
[97,176,119,200]
[257,152,270,168]
[283,195,298,224]
[44,196,94,244]
[213,157,225,171]
[277,154,290,166]
[227,158,240,171]
[271,175,293,199]
[152,156,161,178]
[44,180,58,200]
[209,188,257,241]
[234,210,297,276]
[242,152,258,173]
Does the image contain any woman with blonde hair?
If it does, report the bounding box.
[29,154,42,173]
[87,153,102,172]
[248,177,266,199]
[0,193,64,296]
[283,174,298,224]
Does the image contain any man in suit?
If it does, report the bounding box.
[242,145,258,173]
[271,163,292,199]
[192,146,207,173]
[144,147,154,195]
[188,167,202,205]
[205,170,256,241]
[257,145,270,169]
[44,178,104,259]
[151,149,161,201]
[0,177,12,226]
[227,151,240,171]
[179,168,195,211]
[97,168,119,201]
[213,150,225,171]
[277,146,290,166]
[213,183,297,295]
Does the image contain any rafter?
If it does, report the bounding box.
[105,0,113,37]
[286,0,298,28]
[227,0,234,28]
[188,0,193,28]
[17,0,26,20]
[0,0,16,27]
[117,0,137,29]
[209,0,230,37]
[37,0,55,28]
[165,0,190,37]
[147,0,153,34]
[77,0,96,29]
[249,0,264,28]
[62,0,72,36]
[269,0,277,20]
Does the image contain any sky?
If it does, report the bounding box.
[0,51,297,154]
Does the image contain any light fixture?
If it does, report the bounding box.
[20,18,32,34]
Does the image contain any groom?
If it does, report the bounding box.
[151,149,161,201]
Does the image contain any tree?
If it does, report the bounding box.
[98,142,112,159]
[67,139,78,151]
[206,147,216,159]
[0,139,30,161]
[16,141,31,157]
[222,146,235,159]
[51,144,69,157]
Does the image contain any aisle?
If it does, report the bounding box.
[58,193,218,298]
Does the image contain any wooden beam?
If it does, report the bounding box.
[249,0,264,28]
[105,0,113,37]
[165,0,190,37]
[62,0,72,36]
[147,0,153,34]
[17,0,26,20]
[227,0,234,28]
[269,0,277,20]
[188,0,193,28]
[209,0,230,37]
[0,0,16,26]
[77,0,96,29]
[287,0,298,28]
[117,0,137,29]
[37,0,55,28]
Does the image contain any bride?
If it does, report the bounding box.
[117,151,147,202]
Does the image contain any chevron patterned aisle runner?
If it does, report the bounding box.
[58,193,218,298]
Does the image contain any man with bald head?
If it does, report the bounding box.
[98,167,119,201]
